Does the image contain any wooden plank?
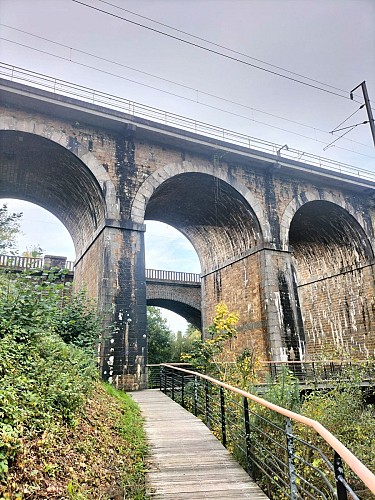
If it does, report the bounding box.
[131,390,269,499]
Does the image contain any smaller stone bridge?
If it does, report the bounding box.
[146,269,202,330]
[0,255,202,328]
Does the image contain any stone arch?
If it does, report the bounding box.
[146,278,202,330]
[151,179,263,274]
[146,284,201,310]
[131,160,271,241]
[0,113,119,219]
[285,195,375,359]
[0,130,108,256]
[280,189,373,254]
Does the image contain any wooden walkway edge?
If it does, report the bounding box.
[130,389,269,499]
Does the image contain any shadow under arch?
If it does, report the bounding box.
[0,130,107,256]
[142,171,263,272]
[280,190,374,256]
[147,298,201,331]
[131,161,270,242]
[288,199,375,359]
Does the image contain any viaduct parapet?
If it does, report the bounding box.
[1,68,374,389]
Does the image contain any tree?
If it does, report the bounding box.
[172,324,201,362]
[0,204,22,255]
[146,306,174,364]
[181,302,239,377]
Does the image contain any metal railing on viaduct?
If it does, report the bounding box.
[1,62,374,182]
[0,255,201,284]
[157,364,375,500]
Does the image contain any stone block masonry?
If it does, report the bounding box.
[1,78,374,389]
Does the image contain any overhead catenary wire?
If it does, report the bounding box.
[2,38,375,161]
[0,26,357,134]
[1,26,373,154]
[96,0,358,99]
[71,0,365,104]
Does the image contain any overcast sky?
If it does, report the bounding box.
[1,0,374,332]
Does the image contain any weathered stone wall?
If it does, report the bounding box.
[202,253,268,362]
[74,233,104,300]
[298,264,375,358]
[1,87,375,389]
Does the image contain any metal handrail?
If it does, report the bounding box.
[161,363,375,495]
[1,62,374,183]
[145,268,201,282]
[0,255,201,282]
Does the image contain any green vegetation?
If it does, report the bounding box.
[0,205,22,255]
[182,303,374,498]
[181,302,260,387]
[0,269,148,499]
[146,306,199,364]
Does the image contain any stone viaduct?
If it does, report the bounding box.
[1,68,374,389]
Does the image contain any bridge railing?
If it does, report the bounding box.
[145,268,201,283]
[0,254,75,271]
[0,255,201,282]
[159,364,375,499]
[1,62,374,183]
[262,359,375,386]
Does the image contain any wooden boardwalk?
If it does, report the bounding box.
[131,390,268,499]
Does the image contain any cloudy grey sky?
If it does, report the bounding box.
[1,0,374,331]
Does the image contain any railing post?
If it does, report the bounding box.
[193,375,198,416]
[243,397,252,475]
[286,417,298,499]
[181,373,185,408]
[172,370,175,400]
[334,452,348,500]
[159,365,163,392]
[220,387,227,448]
[205,379,210,429]
[164,366,167,394]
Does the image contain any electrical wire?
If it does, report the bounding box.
[96,0,357,99]
[72,0,364,104]
[330,105,365,133]
[2,37,375,160]
[0,25,347,134]
[324,127,358,151]
[1,25,373,152]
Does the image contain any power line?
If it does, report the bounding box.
[0,25,342,132]
[72,0,363,104]
[1,25,373,152]
[2,37,374,160]
[330,105,365,133]
[96,0,356,99]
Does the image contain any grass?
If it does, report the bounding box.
[1,382,149,500]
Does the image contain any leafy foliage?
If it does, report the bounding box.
[0,268,149,497]
[0,204,22,255]
[146,306,174,364]
[54,289,102,351]
[172,325,201,362]
[179,302,374,498]
[298,370,375,492]
[0,270,100,483]
[22,244,44,258]
[181,302,239,378]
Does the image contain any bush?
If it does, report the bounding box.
[53,289,101,351]
[0,270,99,480]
